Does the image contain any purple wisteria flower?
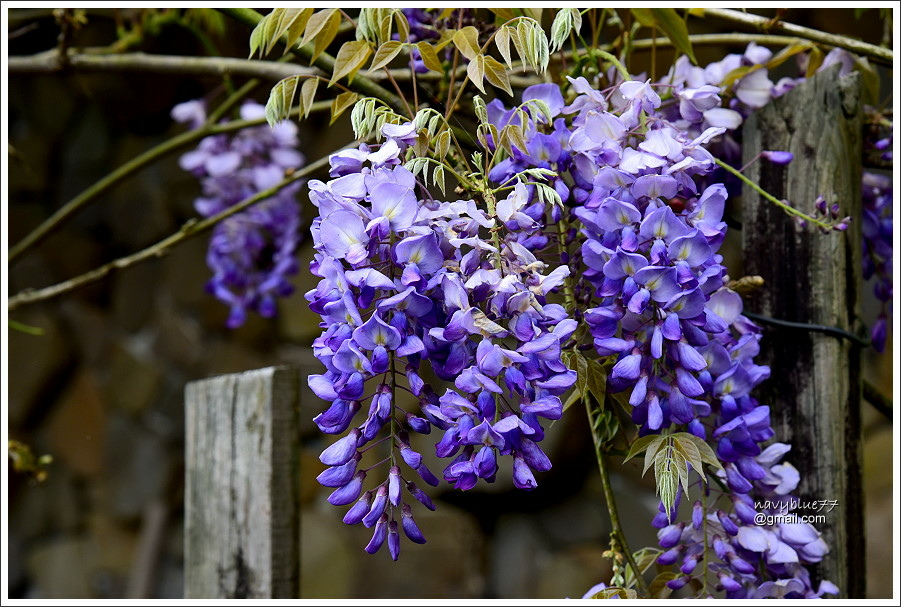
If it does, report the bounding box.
[173,100,305,327]
[485,74,836,597]
[306,122,574,558]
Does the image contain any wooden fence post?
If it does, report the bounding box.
[741,65,864,597]
[184,366,300,598]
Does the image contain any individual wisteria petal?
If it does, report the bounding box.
[401,503,427,544]
[364,515,389,554]
[319,430,360,466]
[328,471,366,506]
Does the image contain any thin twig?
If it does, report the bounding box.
[863,380,893,422]
[698,8,892,66]
[8,48,319,81]
[8,100,331,263]
[8,146,349,311]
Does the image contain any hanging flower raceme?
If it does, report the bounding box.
[173,100,305,327]
[482,74,836,597]
[306,122,575,558]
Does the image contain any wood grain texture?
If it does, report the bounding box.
[741,64,864,597]
[185,366,300,598]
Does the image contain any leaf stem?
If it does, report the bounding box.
[713,157,833,229]
[595,49,632,81]
[586,398,650,597]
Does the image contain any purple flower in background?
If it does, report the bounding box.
[173,99,305,326]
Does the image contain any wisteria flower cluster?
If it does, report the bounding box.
[173,100,305,328]
[479,72,837,597]
[305,122,574,559]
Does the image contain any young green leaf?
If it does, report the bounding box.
[416,41,443,73]
[495,26,514,68]
[330,91,359,124]
[300,77,319,119]
[631,8,696,64]
[624,434,663,464]
[585,358,607,405]
[550,8,582,52]
[275,7,314,53]
[265,75,302,125]
[369,40,404,72]
[435,129,451,160]
[466,55,487,93]
[674,432,723,472]
[673,434,705,482]
[301,8,341,64]
[394,10,410,42]
[432,164,446,195]
[453,26,481,61]
[483,56,513,96]
[330,40,374,86]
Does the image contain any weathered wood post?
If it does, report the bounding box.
[185,366,301,598]
[741,65,864,597]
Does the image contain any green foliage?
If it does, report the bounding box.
[8,440,53,484]
[630,8,696,64]
[625,432,723,521]
[549,8,583,52]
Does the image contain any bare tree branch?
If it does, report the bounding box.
[8,145,350,312]
[700,8,892,66]
[8,49,320,80]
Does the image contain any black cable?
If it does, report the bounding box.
[743,311,871,349]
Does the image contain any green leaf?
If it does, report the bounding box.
[9,319,45,336]
[453,26,481,61]
[300,77,319,119]
[394,10,410,42]
[631,8,696,64]
[249,10,279,57]
[483,56,513,96]
[357,8,393,45]
[766,41,813,70]
[300,8,340,64]
[585,358,607,406]
[719,65,757,90]
[435,129,451,160]
[631,547,663,576]
[648,572,680,599]
[550,8,582,52]
[674,432,723,473]
[672,434,705,482]
[330,91,359,124]
[369,40,404,72]
[488,8,517,22]
[591,587,638,599]
[805,46,825,78]
[495,26,514,68]
[466,55,487,93]
[330,40,373,86]
[274,7,314,53]
[654,438,681,519]
[416,41,443,73]
[265,75,302,125]
[624,434,663,464]
[432,164,446,195]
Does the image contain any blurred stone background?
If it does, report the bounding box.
[6,7,894,599]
